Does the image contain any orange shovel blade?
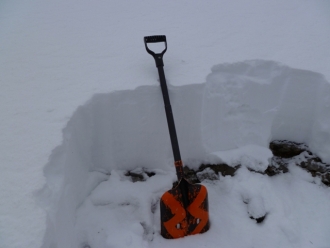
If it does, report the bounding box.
[160,178,210,239]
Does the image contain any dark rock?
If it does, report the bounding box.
[183,166,200,184]
[199,163,240,177]
[269,140,330,186]
[127,140,330,187]
[177,163,240,184]
[250,214,267,224]
[196,168,219,181]
[264,165,289,176]
[172,163,239,184]
[269,140,307,158]
[322,173,330,186]
[125,171,144,182]
[125,168,156,182]
[299,152,327,172]
[145,171,156,178]
[265,156,289,176]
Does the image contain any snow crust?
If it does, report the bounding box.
[38,60,330,247]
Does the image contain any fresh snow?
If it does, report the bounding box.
[1,1,330,248]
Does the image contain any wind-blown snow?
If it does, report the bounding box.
[37,60,330,247]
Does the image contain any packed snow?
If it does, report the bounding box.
[1,1,330,248]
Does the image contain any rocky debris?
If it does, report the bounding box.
[125,168,155,182]
[269,140,308,158]
[196,168,219,182]
[199,163,241,177]
[127,140,329,186]
[183,166,200,184]
[182,140,330,186]
[183,163,240,183]
[322,174,330,186]
[269,140,330,186]
[297,151,330,186]
[125,171,144,182]
[265,156,289,176]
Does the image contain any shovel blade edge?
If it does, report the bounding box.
[160,179,210,239]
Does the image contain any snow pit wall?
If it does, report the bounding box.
[39,60,330,247]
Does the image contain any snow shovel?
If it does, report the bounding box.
[144,35,210,239]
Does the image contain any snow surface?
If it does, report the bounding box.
[1,1,330,248]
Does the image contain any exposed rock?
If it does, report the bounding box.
[145,171,156,178]
[199,163,240,177]
[183,166,200,184]
[182,163,240,183]
[125,168,155,182]
[128,140,329,186]
[269,140,308,158]
[265,156,289,176]
[269,140,330,186]
[321,173,330,186]
[125,171,144,182]
[196,168,219,182]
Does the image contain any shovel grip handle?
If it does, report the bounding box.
[144,35,167,67]
[144,35,166,43]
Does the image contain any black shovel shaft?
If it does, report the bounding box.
[157,66,181,162]
[144,35,182,164]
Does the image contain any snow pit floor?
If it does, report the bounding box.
[38,60,330,248]
[75,165,330,248]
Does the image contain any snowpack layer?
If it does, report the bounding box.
[38,60,330,247]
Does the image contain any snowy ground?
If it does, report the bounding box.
[71,164,330,248]
[1,1,330,248]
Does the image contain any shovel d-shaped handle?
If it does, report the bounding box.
[144,35,167,67]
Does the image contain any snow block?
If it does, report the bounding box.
[202,60,330,164]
